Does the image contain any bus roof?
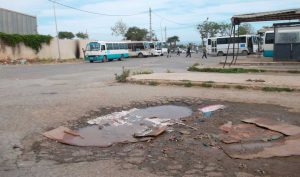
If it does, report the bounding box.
[208,34,257,40]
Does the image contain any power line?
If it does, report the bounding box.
[48,0,147,17]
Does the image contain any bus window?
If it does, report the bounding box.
[208,39,211,45]
[101,45,105,51]
[265,33,275,44]
[86,42,100,51]
[149,43,155,49]
[107,43,113,50]
[113,43,119,50]
[240,37,246,43]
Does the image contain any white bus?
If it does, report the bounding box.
[147,41,162,56]
[84,41,129,63]
[262,27,300,57]
[207,35,259,56]
[125,41,151,58]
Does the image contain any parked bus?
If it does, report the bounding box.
[125,41,151,58]
[262,27,300,57]
[84,41,129,63]
[207,35,259,56]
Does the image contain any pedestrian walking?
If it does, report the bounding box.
[176,47,180,56]
[167,47,171,58]
[186,46,191,58]
[202,46,207,59]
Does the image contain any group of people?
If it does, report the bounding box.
[167,45,207,59]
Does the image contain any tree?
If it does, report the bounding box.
[197,21,220,45]
[111,20,128,39]
[58,31,75,39]
[125,27,148,41]
[219,22,232,36]
[166,36,180,47]
[76,32,89,39]
[238,23,254,35]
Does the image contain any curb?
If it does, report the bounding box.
[128,79,300,93]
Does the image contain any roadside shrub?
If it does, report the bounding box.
[0,32,52,52]
[183,80,193,87]
[115,67,130,82]
[235,85,247,89]
[132,69,153,75]
[262,87,294,92]
[148,81,159,86]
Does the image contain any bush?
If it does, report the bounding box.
[58,31,75,39]
[115,67,130,82]
[132,69,153,75]
[148,81,159,86]
[183,80,193,87]
[262,87,294,92]
[0,32,52,52]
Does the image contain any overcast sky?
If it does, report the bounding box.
[1,0,299,43]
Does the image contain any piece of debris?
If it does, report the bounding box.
[175,122,198,130]
[134,126,167,138]
[219,122,283,144]
[178,130,191,135]
[222,134,300,159]
[199,105,226,117]
[246,79,265,83]
[242,118,300,136]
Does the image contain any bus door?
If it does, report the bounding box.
[211,39,217,54]
[247,37,253,53]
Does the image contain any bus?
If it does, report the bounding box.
[207,35,259,56]
[148,41,162,56]
[262,27,300,57]
[125,41,151,58]
[84,41,129,63]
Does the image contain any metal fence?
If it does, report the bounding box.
[0,8,37,35]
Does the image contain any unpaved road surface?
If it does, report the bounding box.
[1,55,300,177]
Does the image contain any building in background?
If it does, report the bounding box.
[0,8,37,35]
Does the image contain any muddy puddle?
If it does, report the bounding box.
[44,105,193,147]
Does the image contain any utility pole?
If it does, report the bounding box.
[53,1,61,61]
[164,26,167,42]
[149,7,152,41]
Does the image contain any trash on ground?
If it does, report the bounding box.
[242,118,300,136]
[199,104,226,117]
[246,79,266,82]
[134,126,167,138]
[219,122,283,144]
[44,105,192,147]
[222,134,300,159]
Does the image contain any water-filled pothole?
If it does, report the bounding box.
[44,105,193,147]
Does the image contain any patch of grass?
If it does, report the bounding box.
[201,82,213,88]
[183,80,193,87]
[262,87,294,92]
[188,67,266,73]
[203,81,215,84]
[148,81,159,86]
[216,85,231,89]
[132,69,153,75]
[287,70,300,74]
[192,63,200,67]
[115,67,130,83]
[235,85,247,89]
[166,69,173,73]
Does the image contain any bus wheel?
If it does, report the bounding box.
[138,53,144,58]
[217,51,224,56]
[242,50,248,56]
[103,56,108,62]
[119,55,124,61]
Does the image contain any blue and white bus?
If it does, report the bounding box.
[84,41,129,63]
[207,35,259,56]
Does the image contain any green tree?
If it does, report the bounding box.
[111,20,128,39]
[238,23,254,35]
[125,27,148,41]
[166,36,180,47]
[219,22,232,36]
[58,31,75,39]
[197,21,220,45]
[76,32,89,39]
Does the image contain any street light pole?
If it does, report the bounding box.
[53,1,61,61]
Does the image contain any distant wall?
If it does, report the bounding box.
[0,38,92,60]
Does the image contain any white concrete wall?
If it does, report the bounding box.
[0,38,92,60]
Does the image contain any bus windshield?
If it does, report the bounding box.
[86,42,100,51]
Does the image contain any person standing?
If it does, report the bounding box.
[167,47,171,58]
[177,47,181,56]
[202,46,207,59]
[186,46,191,58]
